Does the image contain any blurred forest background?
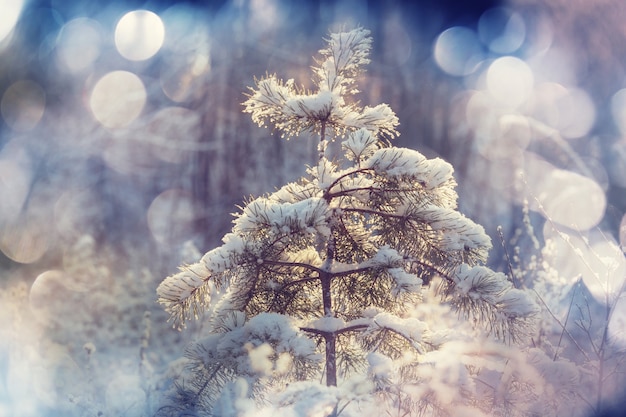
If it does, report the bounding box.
[2,0,626,416]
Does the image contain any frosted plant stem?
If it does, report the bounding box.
[594,274,626,411]
[532,288,590,361]
[554,278,580,361]
[497,225,520,288]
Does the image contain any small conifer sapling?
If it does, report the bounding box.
[157,27,538,415]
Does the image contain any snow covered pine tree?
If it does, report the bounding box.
[157,27,538,416]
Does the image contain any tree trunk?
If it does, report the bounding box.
[319,118,338,391]
[325,331,337,387]
[320,270,337,386]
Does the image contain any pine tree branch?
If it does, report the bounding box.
[326,184,429,201]
[371,324,427,355]
[341,207,410,219]
[266,276,319,312]
[299,323,369,337]
[322,167,373,196]
[262,259,325,275]
[263,258,379,279]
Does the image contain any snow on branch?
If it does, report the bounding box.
[270,180,322,204]
[362,246,423,295]
[368,245,404,267]
[158,233,252,327]
[415,204,492,258]
[201,233,248,273]
[183,312,321,413]
[216,313,320,376]
[388,268,423,296]
[314,26,372,95]
[159,26,544,414]
[448,264,540,341]
[243,75,319,139]
[341,104,399,139]
[234,196,330,238]
[360,312,430,355]
[364,148,455,191]
[157,261,212,327]
[243,27,399,141]
[342,128,380,163]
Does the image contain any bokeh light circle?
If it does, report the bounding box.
[29,270,68,325]
[55,18,103,73]
[0,216,49,264]
[620,213,626,251]
[536,169,605,231]
[147,189,198,245]
[160,51,211,102]
[0,147,32,224]
[0,0,24,44]
[554,87,595,139]
[580,240,626,302]
[478,7,526,54]
[609,295,626,348]
[115,10,165,61]
[531,83,595,139]
[611,88,626,135]
[159,4,211,102]
[54,188,105,240]
[1,80,46,131]
[486,56,534,108]
[89,71,146,128]
[542,228,626,303]
[147,106,201,163]
[433,26,483,77]
[476,114,532,160]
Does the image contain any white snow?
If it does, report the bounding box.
[368,245,403,267]
[270,181,322,204]
[234,197,330,237]
[371,312,428,347]
[312,158,340,190]
[453,264,539,319]
[105,373,147,417]
[156,261,209,306]
[280,248,323,268]
[416,204,492,255]
[200,233,246,274]
[342,128,379,162]
[305,316,346,332]
[364,148,457,193]
[284,90,342,121]
[388,267,422,295]
[342,104,399,136]
[367,352,393,379]
[314,27,372,95]
[244,26,399,141]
